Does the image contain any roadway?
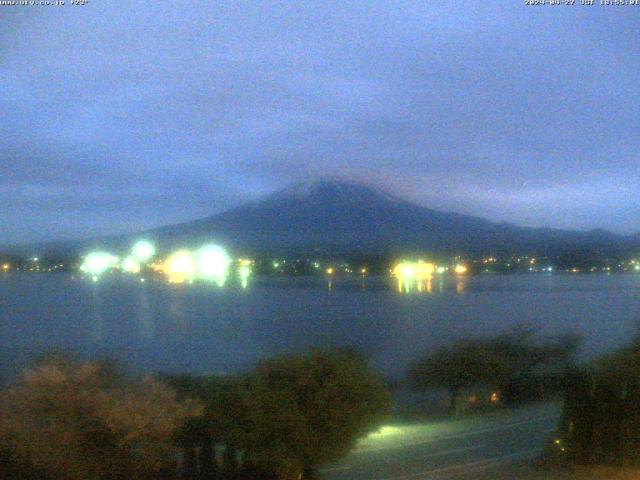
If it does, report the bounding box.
[320,402,561,480]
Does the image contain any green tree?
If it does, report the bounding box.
[408,339,490,416]
[481,329,581,404]
[163,349,391,480]
[163,374,248,478]
[560,338,640,466]
[240,348,392,479]
[409,329,581,415]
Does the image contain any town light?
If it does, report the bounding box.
[454,264,468,274]
[164,250,196,283]
[393,261,434,280]
[122,256,141,274]
[415,261,435,278]
[132,240,156,262]
[196,244,231,285]
[393,260,435,293]
[80,251,119,276]
[396,263,415,279]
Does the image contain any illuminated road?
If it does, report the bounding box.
[320,403,561,480]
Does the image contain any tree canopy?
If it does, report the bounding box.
[560,336,640,466]
[0,357,202,480]
[240,348,392,478]
[408,329,581,413]
[166,348,392,480]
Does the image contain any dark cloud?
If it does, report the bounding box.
[1,1,639,243]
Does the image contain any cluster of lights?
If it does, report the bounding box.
[392,260,434,293]
[163,245,232,285]
[81,240,157,278]
[163,250,196,284]
[393,261,435,280]
[324,264,368,276]
[80,241,156,279]
[80,251,119,276]
[161,245,250,287]
[120,241,155,274]
[392,260,467,293]
[78,240,251,287]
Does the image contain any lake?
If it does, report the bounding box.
[1,273,639,380]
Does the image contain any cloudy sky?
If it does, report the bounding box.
[1,1,639,243]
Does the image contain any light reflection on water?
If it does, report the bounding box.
[137,286,154,340]
[1,273,640,380]
[90,281,104,340]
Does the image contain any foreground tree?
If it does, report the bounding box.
[167,349,392,480]
[167,374,248,479]
[0,357,202,480]
[559,337,640,466]
[239,348,392,479]
[408,329,581,415]
[408,338,490,416]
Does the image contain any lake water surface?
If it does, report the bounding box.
[1,273,639,379]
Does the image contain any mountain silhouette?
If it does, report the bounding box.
[143,179,629,257]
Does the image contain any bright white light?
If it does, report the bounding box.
[397,263,415,279]
[392,261,435,293]
[164,250,196,283]
[122,256,141,274]
[80,252,118,276]
[393,261,434,281]
[196,244,231,285]
[132,240,156,262]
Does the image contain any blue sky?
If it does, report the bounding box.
[1,1,639,243]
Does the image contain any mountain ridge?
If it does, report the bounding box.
[3,179,636,258]
[144,179,630,257]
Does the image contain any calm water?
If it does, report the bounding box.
[1,273,639,379]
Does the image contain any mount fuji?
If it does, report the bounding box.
[141,179,629,257]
